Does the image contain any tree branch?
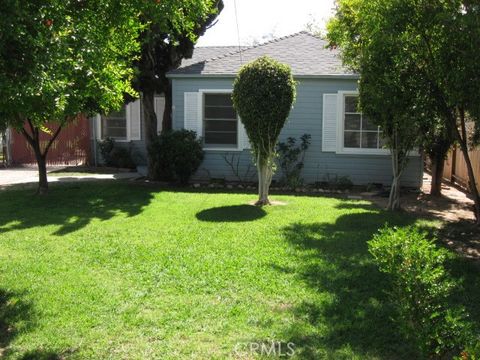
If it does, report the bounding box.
[42,124,63,157]
[20,127,35,148]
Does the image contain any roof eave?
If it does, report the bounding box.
[166,73,359,79]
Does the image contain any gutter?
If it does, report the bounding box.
[166,73,360,80]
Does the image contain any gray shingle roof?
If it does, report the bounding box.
[180,46,247,67]
[168,32,355,77]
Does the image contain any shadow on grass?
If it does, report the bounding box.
[196,205,266,222]
[19,351,62,360]
[0,182,154,235]
[267,206,419,359]
[18,348,77,360]
[0,289,34,357]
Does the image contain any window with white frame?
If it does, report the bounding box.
[101,106,127,140]
[343,95,385,150]
[203,93,238,147]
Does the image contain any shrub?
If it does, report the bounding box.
[276,134,311,189]
[368,226,471,357]
[98,137,115,166]
[148,129,203,184]
[232,55,296,205]
[98,137,135,169]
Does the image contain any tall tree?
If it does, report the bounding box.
[0,0,141,194]
[232,56,296,206]
[133,0,223,177]
[327,0,424,210]
[327,0,480,216]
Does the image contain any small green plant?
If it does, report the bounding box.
[277,134,311,189]
[456,342,480,360]
[148,129,204,184]
[98,137,135,169]
[368,226,471,358]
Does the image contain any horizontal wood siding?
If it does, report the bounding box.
[171,77,423,187]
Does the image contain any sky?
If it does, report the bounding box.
[197,0,336,46]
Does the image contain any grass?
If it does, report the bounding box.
[0,182,478,359]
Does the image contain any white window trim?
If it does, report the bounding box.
[96,105,131,142]
[336,91,390,156]
[199,89,242,152]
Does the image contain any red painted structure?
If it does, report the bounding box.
[9,115,91,166]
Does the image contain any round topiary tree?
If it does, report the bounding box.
[232,56,296,205]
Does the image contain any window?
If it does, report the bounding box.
[101,106,127,140]
[203,93,238,147]
[343,95,385,150]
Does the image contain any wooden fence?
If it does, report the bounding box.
[9,115,91,166]
[442,147,480,192]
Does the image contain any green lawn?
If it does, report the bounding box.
[0,182,478,359]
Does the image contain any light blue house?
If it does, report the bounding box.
[94,32,423,187]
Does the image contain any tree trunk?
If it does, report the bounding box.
[143,89,158,178]
[36,153,48,195]
[256,154,272,206]
[29,130,49,195]
[388,174,401,211]
[20,120,63,195]
[430,151,446,196]
[388,147,402,211]
[455,111,480,223]
[162,83,173,133]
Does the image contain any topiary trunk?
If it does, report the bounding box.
[256,154,273,206]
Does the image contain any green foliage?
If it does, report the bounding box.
[98,137,135,169]
[276,134,311,189]
[368,226,471,357]
[133,0,222,94]
[148,129,204,184]
[0,0,141,129]
[232,56,296,160]
[456,342,480,360]
[327,0,480,214]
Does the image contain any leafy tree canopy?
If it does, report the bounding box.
[0,0,141,128]
[232,56,296,159]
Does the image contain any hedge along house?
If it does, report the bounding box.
[165,32,423,187]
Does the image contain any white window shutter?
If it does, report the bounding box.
[128,99,142,141]
[322,94,338,152]
[154,95,165,134]
[184,92,202,138]
[239,120,250,149]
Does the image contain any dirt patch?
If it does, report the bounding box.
[368,172,479,261]
[369,172,475,223]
